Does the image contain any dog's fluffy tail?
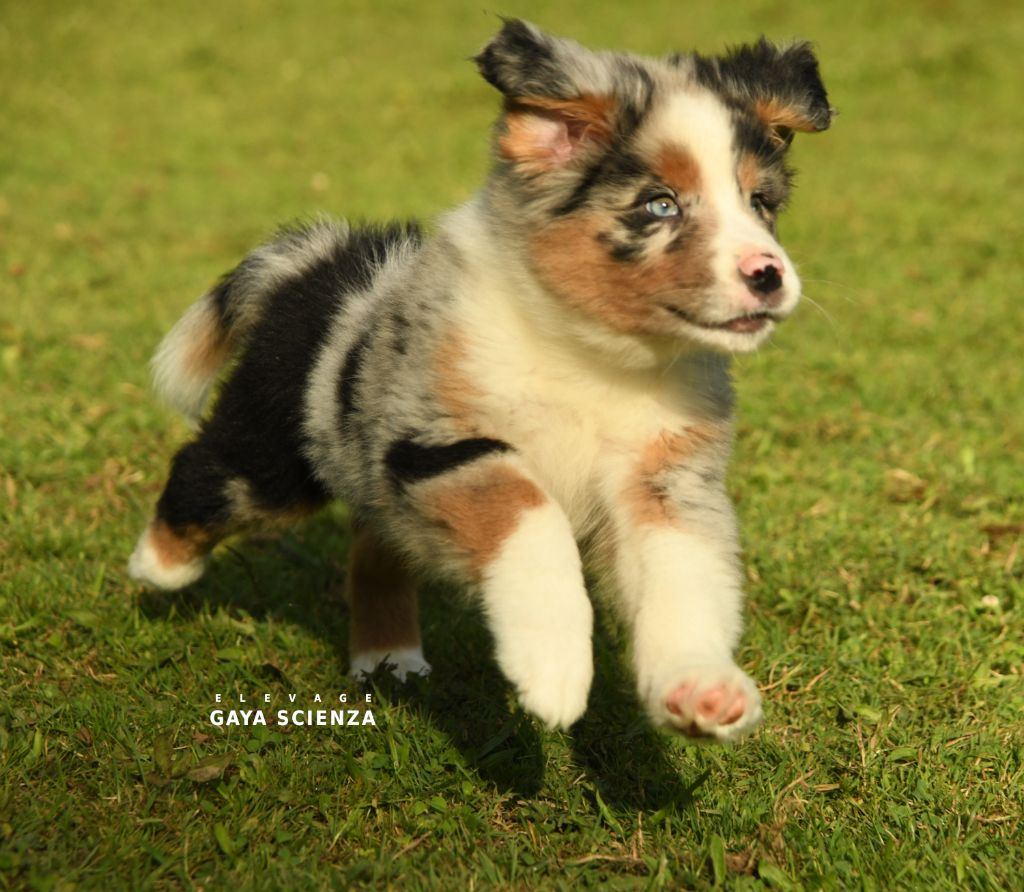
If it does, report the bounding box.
[152,219,351,424]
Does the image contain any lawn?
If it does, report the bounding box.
[1,0,1022,888]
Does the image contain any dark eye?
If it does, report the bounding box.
[644,195,681,218]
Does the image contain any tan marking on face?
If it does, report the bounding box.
[148,519,213,568]
[753,97,817,136]
[653,145,702,196]
[626,423,729,526]
[529,214,716,334]
[425,464,546,575]
[346,527,421,652]
[500,94,616,175]
[738,153,762,195]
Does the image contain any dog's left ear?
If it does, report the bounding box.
[696,38,833,144]
[475,19,618,174]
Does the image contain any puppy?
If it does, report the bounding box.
[130,20,831,741]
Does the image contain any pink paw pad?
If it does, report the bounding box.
[666,682,750,736]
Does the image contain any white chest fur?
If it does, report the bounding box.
[455,288,733,533]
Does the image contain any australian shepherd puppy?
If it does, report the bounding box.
[129,20,831,742]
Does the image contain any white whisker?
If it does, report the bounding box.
[800,293,839,330]
[799,277,862,305]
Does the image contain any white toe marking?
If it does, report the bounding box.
[350,646,432,682]
[509,641,593,730]
[127,525,206,591]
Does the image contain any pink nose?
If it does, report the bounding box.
[738,252,784,297]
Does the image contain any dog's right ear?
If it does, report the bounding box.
[475,19,581,100]
[475,19,617,174]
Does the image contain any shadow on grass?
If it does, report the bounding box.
[569,612,708,813]
[363,603,547,798]
[136,514,701,809]
[135,511,349,632]
[135,515,546,795]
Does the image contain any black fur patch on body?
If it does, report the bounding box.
[385,437,512,486]
[157,438,236,530]
[158,222,422,529]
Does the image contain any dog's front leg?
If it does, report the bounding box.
[620,522,763,741]
[399,452,593,729]
[604,438,763,742]
[479,486,594,730]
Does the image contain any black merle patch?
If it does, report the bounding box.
[210,221,422,342]
[554,149,649,216]
[156,438,236,530]
[611,60,656,134]
[607,241,644,263]
[160,221,422,518]
[691,38,832,135]
[385,436,512,487]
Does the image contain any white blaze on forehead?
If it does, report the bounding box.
[647,87,790,250]
[640,88,739,201]
[646,88,791,259]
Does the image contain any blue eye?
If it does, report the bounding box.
[644,196,681,218]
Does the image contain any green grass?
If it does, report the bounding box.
[2,0,1022,888]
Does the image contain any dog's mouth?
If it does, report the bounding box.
[662,304,778,334]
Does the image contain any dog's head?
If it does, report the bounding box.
[475,20,831,355]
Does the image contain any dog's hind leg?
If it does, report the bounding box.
[128,437,234,589]
[128,433,327,590]
[345,525,431,681]
[129,438,242,590]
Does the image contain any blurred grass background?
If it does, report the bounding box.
[1,0,1022,888]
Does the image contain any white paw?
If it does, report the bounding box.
[497,634,593,731]
[477,498,593,729]
[350,646,432,682]
[127,525,206,591]
[652,663,763,742]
